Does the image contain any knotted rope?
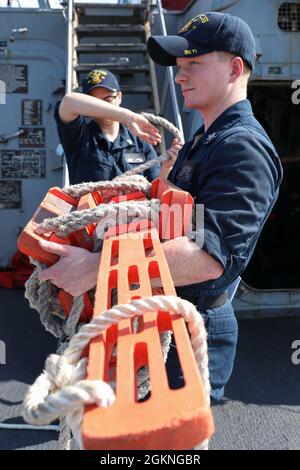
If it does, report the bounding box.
[22,296,210,450]
[34,198,160,237]
[63,174,151,200]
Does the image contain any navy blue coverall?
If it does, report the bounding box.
[166,99,283,400]
[54,102,160,184]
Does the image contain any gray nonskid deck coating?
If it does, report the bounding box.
[0,288,299,450]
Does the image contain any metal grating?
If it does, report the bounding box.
[278,2,300,32]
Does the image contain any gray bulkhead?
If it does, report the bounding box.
[0,5,66,264]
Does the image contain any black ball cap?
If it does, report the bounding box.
[82,69,120,94]
[147,12,257,70]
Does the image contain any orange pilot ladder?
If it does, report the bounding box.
[17,187,94,322]
[18,178,214,448]
[81,178,214,450]
[17,187,148,323]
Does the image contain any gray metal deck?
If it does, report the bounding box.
[0,288,299,450]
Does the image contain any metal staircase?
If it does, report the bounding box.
[62,0,184,185]
[71,1,160,116]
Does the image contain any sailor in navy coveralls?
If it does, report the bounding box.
[40,13,283,402]
[54,69,163,184]
[147,12,283,400]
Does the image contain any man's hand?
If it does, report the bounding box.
[37,239,101,297]
[160,138,183,177]
[123,111,161,146]
[165,138,183,168]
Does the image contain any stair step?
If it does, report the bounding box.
[75,3,146,15]
[76,24,145,36]
[76,63,150,73]
[75,3,147,23]
[75,2,146,8]
[120,85,152,94]
[76,43,147,53]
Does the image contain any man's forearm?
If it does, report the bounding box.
[160,236,224,286]
[60,92,131,123]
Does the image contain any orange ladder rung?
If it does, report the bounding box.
[151,178,194,239]
[17,187,77,265]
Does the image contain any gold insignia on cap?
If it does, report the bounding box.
[184,48,198,55]
[179,19,193,33]
[87,69,108,85]
[179,13,209,33]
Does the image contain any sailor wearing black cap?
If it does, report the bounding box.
[54,69,179,184]
[147,12,283,400]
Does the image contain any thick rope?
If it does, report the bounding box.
[24,266,85,447]
[141,113,184,143]
[63,295,84,341]
[35,199,160,237]
[25,259,64,319]
[22,296,210,450]
[118,113,184,178]
[58,417,72,450]
[25,259,64,338]
[63,174,151,200]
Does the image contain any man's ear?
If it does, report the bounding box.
[230,56,244,81]
[118,91,123,105]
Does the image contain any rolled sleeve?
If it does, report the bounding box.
[189,224,230,269]
[54,101,86,153]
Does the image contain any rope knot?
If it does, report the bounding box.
[74,380,116,408]
[22,295,210,449]
[45,354,76,390]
